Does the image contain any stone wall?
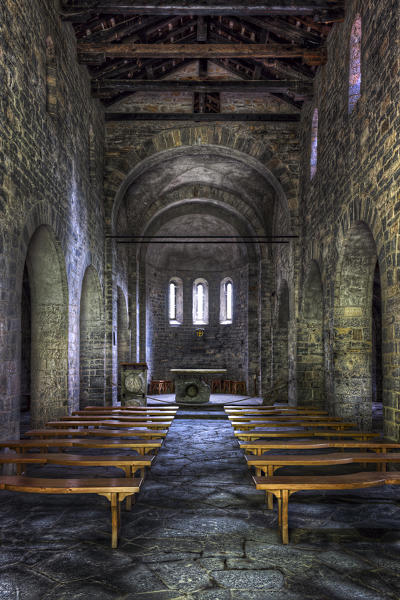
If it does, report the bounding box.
[145,264,249,387]
[298,0,400,436]
[0,0,105,435]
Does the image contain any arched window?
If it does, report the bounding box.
[220,278,233,324]
[193,278,208,324]
[310,108,318,180]
[45,36,57,116]
[168,278,183,324]
[348,16,362,114]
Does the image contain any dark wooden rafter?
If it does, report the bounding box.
[77,43,327,66]
[61,1,345,18]
[105,112,301,121]
[63,2,345,111]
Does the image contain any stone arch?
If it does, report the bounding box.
[79,266,105,408]
[273,280,290,402]
[333,221,379,429]
[297,261,324,408]
[24,225,68,427]
[107,129,296,230]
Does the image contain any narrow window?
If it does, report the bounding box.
[169,282,177,321]
[45,36,57,116]
[349,16,362,114]
[168,278,183,324]
[193,278,208,324]
[220,278,233,324]
[310,108,318,180]
[226,282,233,321]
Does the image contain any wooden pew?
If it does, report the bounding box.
[239,439,400,456]
[0,438,163,455]
[59,415,174,423]
[225,407,328,415]
[0,475,142,548]
[230,420,356,431]
[24,428,167,439]
[73,410,177,416]
[253,472,386,544]
[84,405,178,411]
[234,430,380,441]
[227,414,348,422]
[246,452,400,508]
[46,421,169,430]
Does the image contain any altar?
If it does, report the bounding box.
[170,368,227,405]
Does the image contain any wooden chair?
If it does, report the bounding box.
[211,379,222,393]
[222,380,232,393]
[149,380,173,394]
[231,381,247,395]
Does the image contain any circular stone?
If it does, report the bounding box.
[186,384,199,398]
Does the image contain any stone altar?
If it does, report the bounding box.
[171,369,227,405]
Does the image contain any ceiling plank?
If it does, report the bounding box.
[105,112,301,121]
[78,42,327,65]
[61,1,344,18]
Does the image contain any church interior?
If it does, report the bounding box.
[1,0,400,598]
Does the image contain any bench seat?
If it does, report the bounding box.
[0,438,163,454]
[240,439,400,455]
[25,428,167,439]
[0,476,142,547]
[230,421,356,430]
[235,430,379,441]
[253,472,387,544]
[46,421,169,430]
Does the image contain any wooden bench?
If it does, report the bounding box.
[225,407,328,415]
[253,472,388,544]
[0,438,163,455]
[234,430,380,441]
[25,428,167,440]
[230,420,356,431]
[60,415,174,423]
[246,452,400,508]
[73,410,177,417]
[239,439,400,456]
[46,421,169,431]
[228,414,348,422]
[0,451,153,477]
[83,405,178,411]
[0,475,142,548]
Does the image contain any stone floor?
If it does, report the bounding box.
[2,411,400,599]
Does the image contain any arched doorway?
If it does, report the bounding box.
[22,226,68,428]
[297,261,324,408]
[80,266,105,408]
[334,221,381,430]
[273,280,289,403]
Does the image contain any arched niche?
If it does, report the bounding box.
[79,266,105,408]
[24,225,68,427]
[273,280,290,402]
[297,261,324,408]
[334,221,380,430]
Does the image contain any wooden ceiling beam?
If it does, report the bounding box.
[241,16,323,45]
[78,42,327,65]
[61,1,344,18]
[92,79,313,95]
[105,112,301,122]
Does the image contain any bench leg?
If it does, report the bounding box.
[281,490,289,544]
[111,493,119,548]
[266,466,274,510]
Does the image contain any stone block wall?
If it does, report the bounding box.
[0,0,105,435]
[298,0,400,436]
[145,265,249,387]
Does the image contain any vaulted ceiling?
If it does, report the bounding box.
[61,1,345,116]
